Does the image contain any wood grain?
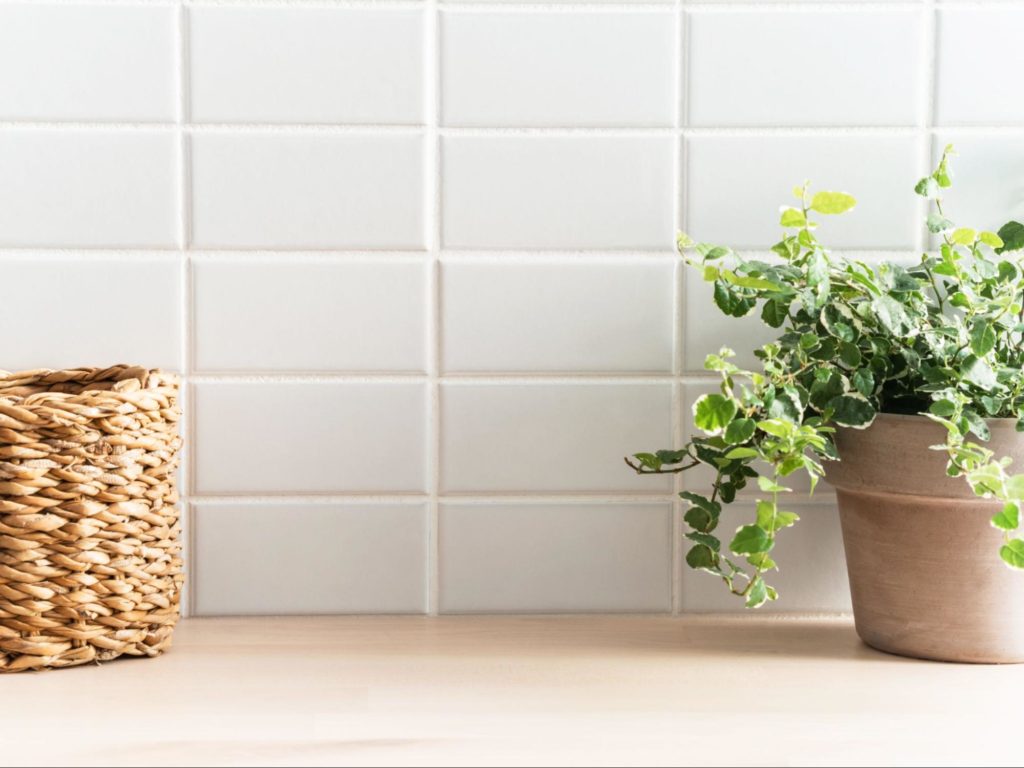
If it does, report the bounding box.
[1,615,1022,766]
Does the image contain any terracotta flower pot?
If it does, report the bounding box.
[828,413,1024,663]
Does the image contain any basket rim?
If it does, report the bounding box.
[0,365,178,403]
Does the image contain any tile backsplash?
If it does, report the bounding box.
[3,0,1023,617]
[190,132,426,248]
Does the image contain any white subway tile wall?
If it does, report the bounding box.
[3,0,1022,617]
[935,8,1024,127]
[0,129,179,247]
[685,134,923,250]
[442,135,675,249]
[0,3,177,122]
[439,502,672,613]
[440,383,673,493]
[189,7,424,125]
[0,255,181,372]
[441,258,676,373]
[441,11,677,127]
[193,257,428,373]
[687,9,924,127]
[194,503,428,615]
[190,132,425,249]
[193,382,428,494]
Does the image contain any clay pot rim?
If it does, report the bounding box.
[873,411,1018,430]
[831,410,1022,502]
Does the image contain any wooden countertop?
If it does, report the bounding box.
[1,615,1017,766]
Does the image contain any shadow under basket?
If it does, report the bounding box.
[0,366,183,672]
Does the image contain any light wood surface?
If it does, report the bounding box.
[0,615,1019,766]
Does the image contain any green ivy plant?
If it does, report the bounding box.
[626,145,1024,607]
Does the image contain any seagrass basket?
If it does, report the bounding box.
[0,366,183,672]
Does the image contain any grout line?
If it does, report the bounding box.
[14,0,932,6]
[0,121,950,134]
[682,1,923,9]
[436,248,920,260]
[5,121,1024,136]
[439,2,680,10]
[0,0,179,4]
[186,495,839,507]
[183,372,429,382]
[189,494,671,504]
[0,249,921,262]
[924,0,940,132]
[187,491,838,506]
[189,123,426,135]
[670,0,687,618]
[426,0,442,617]
[174,0,196,618]
[191,495,434,505]
[0,0,1009,8]
[444,1,921,10]
[187,250,430,262]
[0,122,179,131]
[438,127,682,136]
[682,125,922,136]
[187,373,723,383]
[436,250,675,260]
[934,0,1024,6]
[0,250,183,260]
[917,0,939,253]
[185,0,424,7]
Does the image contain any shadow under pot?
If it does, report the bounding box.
[828,412,1024,664]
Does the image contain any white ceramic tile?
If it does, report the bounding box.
[442,136,675,250]
[194,382,427,494]
[194,503,427,615]
[190,133,425,249]
[688,9,922,127]
[686,0,909,3]
[0,130,178,248]
[442,259,675,373]
[194,258,427,373]
[0,256,180,372]
[932,135,1024,236]
[686,135,921,250]
[0,3,175,121]
[680,502,851,613]
[440,503,671,613]
[440,383,673,493]
[441,11,675,127]
[190,7,424,124]
[446,0,669,3]
[936,9,1024,125]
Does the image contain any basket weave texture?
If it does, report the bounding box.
[0,366,183,672]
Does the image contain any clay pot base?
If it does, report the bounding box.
[830,413,1024,665]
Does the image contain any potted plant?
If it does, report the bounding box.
[628,146,1024,663]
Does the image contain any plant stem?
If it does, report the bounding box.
[623,457,701,475]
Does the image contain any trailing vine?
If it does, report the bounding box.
[627,146,1024,606]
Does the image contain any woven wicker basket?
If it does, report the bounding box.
[0,366,183,672]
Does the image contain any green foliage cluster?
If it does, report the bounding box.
[627,146,1024,607]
